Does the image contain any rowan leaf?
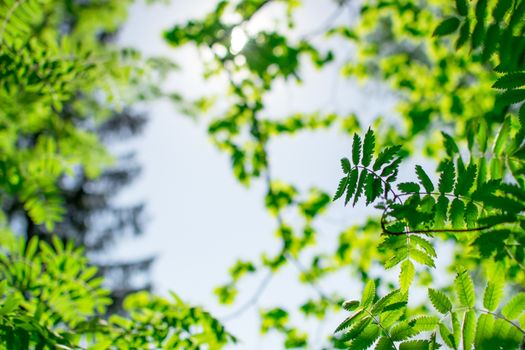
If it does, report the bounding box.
[335,309,364,333]
[399,340,431,350]
[438,160,455,194]
[450,198,465,228]
[353,170,367,206]
[373,145,401,171]
[352,134,362,166]
[456,0,468,16]
[454,270,475,307]
[428,289,452,314]
[483,278,504,312]
[415,165,434,193]
[342,300,360,312]
[464,201,478,229]
[493,73,525,89]
[439,322,456,349]
[433,17,460,36]
[362,128,375,167]
[442,132,459,157]
[454,163,476,196]
[475,314,494,348]
[493,116,511,155]
[410,249,435,268]
[333,176,348,201]
[499,89,525,106]
[361,280,376,308]
[348,324,381,350]
[502,293,525,320]
[374,336,395,350]
[463,310,476,350]
[399,260,415,293]
[397,182,420,194]
[344,168,359,205]
[371,290,401,315]
[341,157,351,173]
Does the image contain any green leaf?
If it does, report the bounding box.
[371,290,401,315]
[399,340,431,350]
[25,236,39,260]
[499,89,525,106]
[380,300,407,328]
[0,294,19,316]
[362,128,375,167]
[344,168,359,206]
[341,157,351,173]
[361,280,376,308]
[492,115,511,156]
[381,157,402,178]
[493,0,513,21]
[333,176,348,201]
[397,182,420,193]
[410,236,436,258]
[353,170,367,206]
[410,316,439,331]
[438,160,455,194]
[475,0,487,21]
[410,249,435,268]
[335,309,364,333]
[482,23,499,61]
[428,289,452,314]
[415,165,434,193]
[493,73,525,90]
[464,201,478,229]
[451,311,461,350]
[475,314,494,349]
[342,300,360,311]
[390,320,418,341]
[454,163,476,196]
[456,19,470,49]
[455,0,468,16]
[365,173,377,204]
[352,134,362,166]
[399,260,415,293]
[348,324,381,350]
[442,132,459,157]
[502,293,525,320]
[433,17,460,36]
[454,270,475,307]
[483,278,504,312]
[450,198,465,229]
[374,337,395,350]
[342,316,372,341]
[373,145,401,171]
[439,322,456,349]
[463,310,476,350]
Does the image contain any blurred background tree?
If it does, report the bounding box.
[0,0,171,312]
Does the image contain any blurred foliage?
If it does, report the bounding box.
[164,0,525,348]
[0,0,234,348]
[0,232,234,349]
[0,0,161,311]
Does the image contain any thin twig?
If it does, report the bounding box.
[219,271,273,322]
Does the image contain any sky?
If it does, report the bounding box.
[111,0,431,348]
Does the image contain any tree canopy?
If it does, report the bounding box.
[2,0,525,349]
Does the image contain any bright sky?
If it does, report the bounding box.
[113,0,438,348]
